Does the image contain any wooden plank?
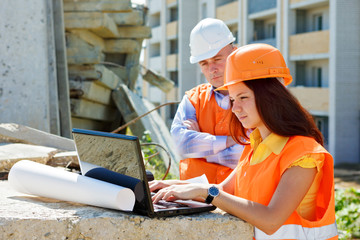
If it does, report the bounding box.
[66,47,104,64]
[104,39,140,53]
[141,68,174,93]
[63,0,131,12]
[69,29,105,51]
[66,32,105,64]
[107,65,139,87]
[115,26,152,38]
[108,11,143,26]
[71,117,109,131]
[68,64,122,90]
[0,123,75,151]
[125,39,143,90]
[69,80,112,105]
[0,143,58,172]
[111,86,146,137]
[70,99,117,121]
[64,12,119,38]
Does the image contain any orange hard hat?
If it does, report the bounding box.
[217,43,292,90]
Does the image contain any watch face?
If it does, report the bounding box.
[209,186,219,197]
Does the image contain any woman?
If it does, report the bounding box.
[150,44,338,240]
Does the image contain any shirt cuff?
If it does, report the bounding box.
[213,135,227,154]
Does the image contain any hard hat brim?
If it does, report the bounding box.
[216,75,293,91]
[190,47,223,64]
[190,35,236,64]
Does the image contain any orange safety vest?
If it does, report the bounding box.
[179,83,233,184]
[235,136,338,240]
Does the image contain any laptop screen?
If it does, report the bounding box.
[72,128,154,215]
[72,129,146,181]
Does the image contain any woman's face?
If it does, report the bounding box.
[228,82,265,131]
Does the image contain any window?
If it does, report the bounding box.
[267,23,276,39]
[314,116,328,147]
[201,3,207,19]
[313,14,323,31]
[296,10,307,34]
[312,67,322,87]
[253,20,265,40]
[295,62,306,86]
[169,39,178,54]
[229,25,238,44]
[150,43,160,57]
[169,71,178,86]
[150,13,160,28]
[169,103,179,120]
[169,7,178,22]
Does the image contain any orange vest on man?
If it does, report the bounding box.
[179,83,234,184]
[235,136,338,240]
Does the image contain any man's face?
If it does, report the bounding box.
[198,44,235,88]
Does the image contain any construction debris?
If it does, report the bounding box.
[64,0,150,131]
[0,123,75,151]
[0,123,79,175]
[64,0,181,173]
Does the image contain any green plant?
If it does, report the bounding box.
[140,131,174,180]
[335,188,360,240]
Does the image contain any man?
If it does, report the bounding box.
[171,18,244,184]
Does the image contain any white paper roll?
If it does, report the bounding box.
[8,160,135,211]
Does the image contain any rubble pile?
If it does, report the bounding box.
[64,0,151,131]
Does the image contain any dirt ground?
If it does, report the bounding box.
[334,163,360,190]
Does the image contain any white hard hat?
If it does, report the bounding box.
[189,18,235,64]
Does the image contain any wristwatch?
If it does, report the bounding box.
[205,185,220,204]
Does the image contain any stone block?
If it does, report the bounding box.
[63,0,132,12]
[0,123,75,151]
[69,80,112,105]
[104,39,141,53]
[0,143,58,171]
[64,12,119,38]
[70,99,117,121]
[115,26,152,38]
[69,29,105,51]
[68,64,123,90]
[108,10,143,26]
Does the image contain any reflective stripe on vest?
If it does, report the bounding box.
[254,221,338,240]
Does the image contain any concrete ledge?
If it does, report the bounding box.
[0,181,254,239]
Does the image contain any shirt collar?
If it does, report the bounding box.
[208,85,226,101]
[250,128,289,155]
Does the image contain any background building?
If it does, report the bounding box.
[143,0,360,165]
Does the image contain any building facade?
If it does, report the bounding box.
[143,0,360,165]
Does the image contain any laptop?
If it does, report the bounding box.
[72,128,216,218]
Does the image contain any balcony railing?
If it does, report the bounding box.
[166,54,178,70]
[289,87,329,113]
[290,30,329,58]
[166,21,178,38]
[216,1,238,23]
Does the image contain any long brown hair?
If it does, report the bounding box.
[229,78,324,145]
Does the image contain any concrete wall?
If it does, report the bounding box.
[329,0,360,164]
[0,0,59,134]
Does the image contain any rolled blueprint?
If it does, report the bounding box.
[8,160,135,211]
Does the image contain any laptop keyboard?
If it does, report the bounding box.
[153,200,188,210]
